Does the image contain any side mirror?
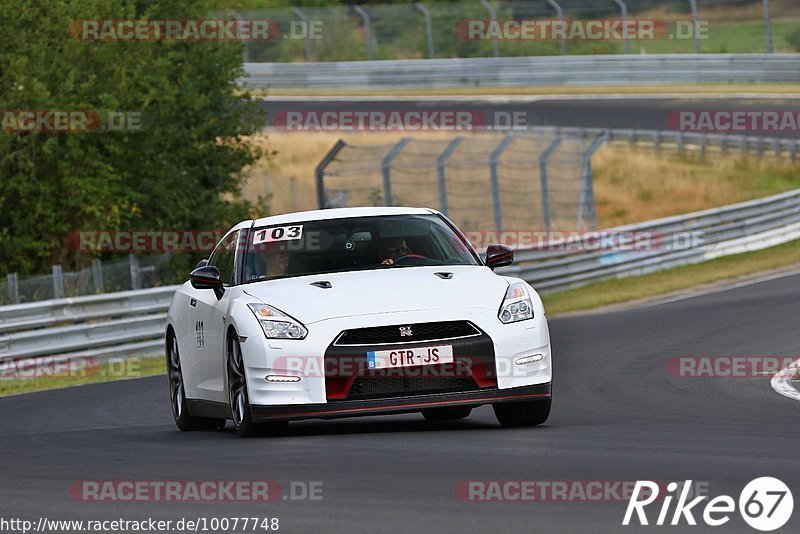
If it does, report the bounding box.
[485,244,514,270]
[190,265,225,299]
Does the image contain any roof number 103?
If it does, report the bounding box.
[253,225,303,244]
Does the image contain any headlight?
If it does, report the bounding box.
[247,303,308,339]
[498,282,534,324]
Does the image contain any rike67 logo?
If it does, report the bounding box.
[624,477,793,531]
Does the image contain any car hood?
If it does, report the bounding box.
[242,265,509,324]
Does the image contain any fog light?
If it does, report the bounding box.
[515,354,544,365]
[265,375,301,383]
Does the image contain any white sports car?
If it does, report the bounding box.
[166,207,552,436]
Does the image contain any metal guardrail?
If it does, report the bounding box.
[0,287,177,370]
[500,188,800,292]
[244,54,800,89]
[3,188,800,370]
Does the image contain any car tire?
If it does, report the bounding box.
[493,398,551,427]
[227,331,288,438]
[167,331,226,431]
[421,406,472,421]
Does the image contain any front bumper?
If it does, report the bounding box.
[235,307,552,408]
[251,382,551,422]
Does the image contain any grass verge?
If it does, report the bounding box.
[542,238,800,316]
[0,356,165,397]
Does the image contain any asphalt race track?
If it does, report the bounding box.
[1,273,798,533]
[261,97,800,138]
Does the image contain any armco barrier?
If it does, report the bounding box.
[3,188,800,368]
[244,54,800,89]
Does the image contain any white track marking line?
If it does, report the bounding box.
[771,357,800,402]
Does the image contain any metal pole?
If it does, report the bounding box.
[489,135,515,232]
[415,3,435,59]
[381,138,411,207]
[52,265,64,299]
[91,259,104,294]
[7,273,19,304]
[547,0,567,56]
[290,177,298,211]
[129,254,140,290]
[688,0,700,53]
[579,133,608,229]
[479,0,499,58]
[763,0,774,53]
[436,137,464,215]
[612,0,631,54]
[539,137,563,231]
[292,7,313,62]
[676,132,684,157]
[315,139,347,209]
[353,6,374,61]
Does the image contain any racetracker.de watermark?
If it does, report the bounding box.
[667,110,800,133]
[666,356,800,378]
[1,110,142,132]
[456,480,708,502]
[455,19,708,41]
[69,19,322,41]
[463,230,704,252]
[273,110,486,131]
[0,356,149,381]
[68,480,323,502]
[68,230,228,253]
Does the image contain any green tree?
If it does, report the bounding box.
[0,0,267,276]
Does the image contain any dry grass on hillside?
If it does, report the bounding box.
[243,131,800,229]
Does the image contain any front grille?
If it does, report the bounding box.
[347,375,479,400]
[335,321,480,346]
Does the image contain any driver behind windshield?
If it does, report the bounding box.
[379,237,411,265]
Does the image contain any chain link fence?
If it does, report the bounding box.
[3,254,178,306]
[315,131,606,234]
[243,0,800,62]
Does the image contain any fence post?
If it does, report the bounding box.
[539,137,563,231]
[479,0,500,58]
[740,137,748,157]
[791,142,798,163]
[579,133,608,230]
[700,134,707,162]
[91,259,104,294]
[628,129,636,146]
[292,7,314,62]
[52,265,64,299]
[489,135,514,232]
[612,0,631,54]
[315,139,347,209]
[436,136,463,215]
[353,6,375,60]
[676,132,684,157]
[653,131,661,155]
[415,3,435,59]
[763,0,774,53]
[774,138,782,159]
[688,0,700,53]
[547,0,567,55]
[7,273,19,304]
[129,254,140,290]
[381,138,411,207]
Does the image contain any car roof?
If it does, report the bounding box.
[250,206,438,228]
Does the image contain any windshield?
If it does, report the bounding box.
[243,214,479,282]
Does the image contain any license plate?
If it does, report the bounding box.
[366,345,454,370]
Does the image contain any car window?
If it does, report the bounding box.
[208,230,239,286]
[244,214,479,283]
